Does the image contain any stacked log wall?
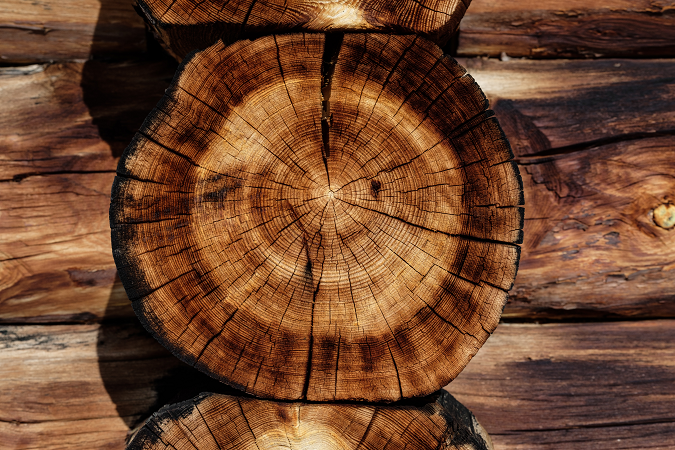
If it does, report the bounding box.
[1,0,674,448]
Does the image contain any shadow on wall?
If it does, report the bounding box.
[85,0,234,437]
[81,0,176,158]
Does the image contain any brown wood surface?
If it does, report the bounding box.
[2,58,673,323]
[137,0,470,60]
[459,0,675,58]
[2,320,673,449]
[0,0,146,63]
[0,59,176,323]
[460,58,675,318]
[128,391,492,450]
[110,33,522,402]
[2,3,673,447]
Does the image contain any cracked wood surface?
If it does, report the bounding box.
[0,0,145,63]
[2,321,673,449]
[2,58,674,322]
[109,33,523,402]
[136,0,470,61]
[127,391,492,450]
[458,0,675,58]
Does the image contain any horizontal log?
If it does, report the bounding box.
[459,0,675,58]
[0,0,146,63]
[1,58,673,321]
[0,59,176,323]
[461,58,675,318]
[459,58,675,156]
[509,136,675,318]
[1,321,673,449]
[449,320,675,449]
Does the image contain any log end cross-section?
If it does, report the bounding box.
[136,0,471,60]
[128,391,494,450]
[110,33,524,402]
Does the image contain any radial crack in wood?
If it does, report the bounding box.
[135,0,471,60]
[110,33,523,402]
[127,391,494,450]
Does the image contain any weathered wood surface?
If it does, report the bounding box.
[2,58,673,322]
[2,321,673,449]
[458,0,675,58]
[460,58,675,318]
[0,60,176,323]
[3,0,675,64]
[0,0,146,63]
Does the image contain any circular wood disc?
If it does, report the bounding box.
[110,33,523,402]
[128,391,494,450]
[137,0,470,60]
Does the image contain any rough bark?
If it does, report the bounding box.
[458,0,675,58]
[136,0,470,60]
[110,33,522,402]
[0,0,146,63]
[2,321,674,449]
[128,391,493,450]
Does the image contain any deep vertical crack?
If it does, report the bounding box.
[320,32,343,187]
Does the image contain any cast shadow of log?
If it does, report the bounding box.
[85,0,236,438]
[97,276,237,436]
[81,0,177,158]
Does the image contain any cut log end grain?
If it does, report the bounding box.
[136,0,471,60]
[128,391,494,450]
[110,33,523,402]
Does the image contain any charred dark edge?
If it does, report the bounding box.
[436,391,491,450]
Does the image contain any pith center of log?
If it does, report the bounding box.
[110,33,523,402]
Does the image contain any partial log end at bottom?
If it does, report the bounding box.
[128,391,493,450]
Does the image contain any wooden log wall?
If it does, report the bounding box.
[1,0,674,448]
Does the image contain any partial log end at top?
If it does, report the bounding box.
[136,0,471,60]
[127,391,494,450]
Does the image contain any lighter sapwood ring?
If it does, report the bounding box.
[110,33,523,402]
[127,391,494,450]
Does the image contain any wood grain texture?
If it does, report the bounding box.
[458,0,675,58]
[0,59,176,323]
[110,33,522,401]
[449,320,675,449]
[2,321,673,449]
[459,58,675,156]
[3,58,673,323]
[137,0,470,60]
[0,322,236,449]
[128,392,493,450]
[0,0,146,63]
[461,58,675,318]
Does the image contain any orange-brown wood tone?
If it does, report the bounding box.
[109,33,523,402]
[128,391,493,450]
